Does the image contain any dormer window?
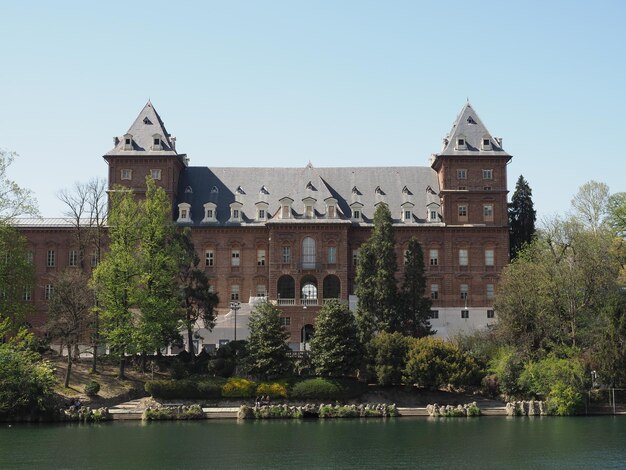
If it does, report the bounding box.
[211,186,219,194]
[401,202,414,223]
[150,169,161,180]
[152,134,163,151]
[279,197,293,219]
[229,202,243,223]
[177,203,192,223]
[350,202,363,222]
[121,169,132,181]
[143,117,152,125]
[255,201,269,221]
[429,210,438,221]
[456,137,467,150]
[202,202,217,223]
[325,198,337,219]
[123,133,133,150]
[481,138,492,150]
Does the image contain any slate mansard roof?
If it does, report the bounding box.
[104,101,510,226]
[175,164,441,225]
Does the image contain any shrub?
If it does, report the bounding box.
[253,405,303,419]
[256,382,288,398]
[490,348,525,398]
[403,337,480,390]
[84,380,101,397]
[222,378,257,398]
[145,379,224,399]
[466,403,481,417]
[169,359,189,380]
[289,377,367,400]
[367,332,409,386]
[547,382,583,416]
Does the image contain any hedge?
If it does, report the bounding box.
[289,378,367,400]
[145,379,224,399]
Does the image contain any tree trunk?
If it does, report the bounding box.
[119,356,126,379]
[64,346,73,388]
[141,351,147,373]
[91,311,99,373]
[187,323,195,362]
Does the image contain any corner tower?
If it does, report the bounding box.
[431,103,511,230]
[103,101,187,212]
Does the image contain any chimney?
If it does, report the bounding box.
[114,137,119,146]
[171,136,176,150]
[495,137,503,147]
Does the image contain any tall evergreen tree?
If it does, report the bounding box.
[355,203,398,339]
[244,301,291,380]
[400,237,433,337]
[310,299,361,377]
[509,175,536,259]
[177,229,219,358]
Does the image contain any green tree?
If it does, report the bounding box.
[92,187,142,378]
[607,192,626,238]
[355,203,398,339]
[403,337,480,390]
[178,229,219,358]
[366,332,409,386]
[0,320,56,416]
[0,224,35,329]
[509,175,536,259]
[592,291,626,387]
[310,299,361,377]
[244,301,291,380]
[399,237,433,337]
[135,178,183,368]
[45,270,94,387]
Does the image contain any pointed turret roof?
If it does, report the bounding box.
[106,101,179,156]
[436,102,511,159]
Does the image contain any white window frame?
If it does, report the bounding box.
[459,249,468,266]
[352,249,359,266]
[44,284,53,300]
[429,210,438,221]
[483,169,493,180]
[302,237,316,269]
[431,284,439,300]
[202,203,217,223]
[205,250,215,267]
[327,246,337,264]
[485,249,495,267]
[121,169,132,180]
[483,204,494,222]
[47,249,55,267]
[460,284,468,300]
[429,249,439,266]
[230,285,240,301]
[256,285,267,297]
[257,249,266,266]
[68,250,78,267]
[457,169,467,180]
[282,246,291,264]
[486,284,495,300]
[231,250,240,267]
[458,204,468,220]
[150,169,162,180]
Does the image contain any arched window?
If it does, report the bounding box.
[301,275,318,305]
[302,237,316,269]
[277,275,295,303]
[323,275,341,299]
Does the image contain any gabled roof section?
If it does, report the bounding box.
[436,102,511,159]
[106,101,179,156]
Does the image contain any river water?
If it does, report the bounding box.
[1,416,625,469]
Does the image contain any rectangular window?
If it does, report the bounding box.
[258,209,266,220]
[206,209,214,219]
[121,169,132,180]
[431,284,439,300]
[430,210,438,221]
[282,246,291,264]
[457,169,467,180]
[256,285,267,297]
[484,186,492,191]
[230,285,240,301]
[305,205,314,218]
[487,309,495,319]
[23,287,32,301]
[328,206,336,218]
[486,284,495,300]
[328,246,337,264]
[205,250,214,267]
[231,250,240,267]
[47,250,55,267]
[44,284,53,301]
[458,205,468,221]
[430,310,439,319]
[26,251,33,264]
[280,317,291,327]
[257,249,266,266]
[483,204,494,222]
[404,210,412,221]
[429,249,439,266]
[150,169,162,180]
[461,309,469,319]
[460,284,468,300]
[485,249,495,267]
[459,249,468,266]
[353,210,361,219]
[68,250,78,267]
[352,249,359,266]
[483,169,493,180]
[282,205,290,218]
[91,252,99,267]
[233,209,240,219]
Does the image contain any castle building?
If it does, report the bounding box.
[17,101,511,349]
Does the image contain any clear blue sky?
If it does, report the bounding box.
[2,0,625,219]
